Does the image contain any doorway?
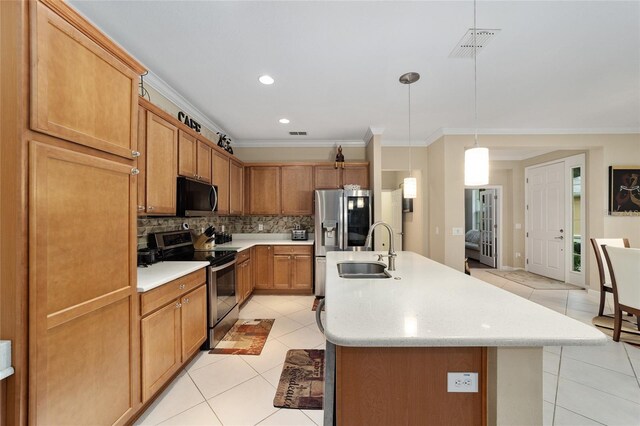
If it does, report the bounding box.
[464,186,502,269]
[525,154,586,286]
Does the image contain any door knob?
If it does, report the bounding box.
[554,236,564,240]
[559,229,564,233]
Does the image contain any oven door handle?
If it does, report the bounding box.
[209,259,236,272]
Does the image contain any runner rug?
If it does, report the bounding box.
[592,315,640,346]
[209,319,274,355]
[273,349,324,409]
[488,270,581,290]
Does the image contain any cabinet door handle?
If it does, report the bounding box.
[183,298,190,304]
[175,302,182,309]
[179,284,185,289]
[147,206,154,211]
[137,205,145,211]
[131,150,141,158]
[131,168,140,175]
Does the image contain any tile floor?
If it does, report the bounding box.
[135,273,640,426]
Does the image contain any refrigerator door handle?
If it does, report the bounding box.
[338,192,345,250]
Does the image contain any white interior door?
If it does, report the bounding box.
[380,190,403,250]
[527,162,565,281]
[479,189,497,267]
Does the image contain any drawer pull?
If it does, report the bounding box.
[175,302,182,309]
[179,284,185,290]
[183,298,190,304]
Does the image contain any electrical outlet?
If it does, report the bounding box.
[258,224,264,231]
[221,225,225,232]
[447,372,478,393]
[452,227,464,236]
[435,226,440,235]
[515,252,521,258]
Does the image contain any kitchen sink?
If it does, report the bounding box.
[337,261,392,279]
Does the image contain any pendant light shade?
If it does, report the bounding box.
[403,176,417,199]
[464,146,489,186]
[399,72,420,200]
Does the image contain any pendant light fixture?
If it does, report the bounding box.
[464,0,489,186]
[399,71,420,199]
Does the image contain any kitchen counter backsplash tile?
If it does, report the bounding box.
[137,216,314,249]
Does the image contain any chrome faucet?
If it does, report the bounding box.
[364,221,396,271]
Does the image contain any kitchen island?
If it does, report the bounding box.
[323,251,606,426]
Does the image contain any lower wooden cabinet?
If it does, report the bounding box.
[236,249,253,305]
[271,246,313,292]
[254,245,274,289]
[140,270,207,402]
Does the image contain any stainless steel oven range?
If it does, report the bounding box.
[151,230,238,349]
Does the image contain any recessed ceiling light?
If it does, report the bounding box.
[259,75,274,85]
[279,118,290,124]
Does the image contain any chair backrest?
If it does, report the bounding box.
[602,246,640,308]
[590,238,630,286]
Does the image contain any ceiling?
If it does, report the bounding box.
[69,1,640,146]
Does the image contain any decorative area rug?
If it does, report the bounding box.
[488,270,582,290]
[273,349,324,410]
[209,319,274,355]
[311,297,323,311]
[592,315,640,346]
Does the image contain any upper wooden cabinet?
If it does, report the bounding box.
[178,130,212,183]
[196,141,212,183]
[31,1,143,159]
[281,166,314,215]
[213,150,230,214]
[314,166,341,189]
[137,107,147,214]
[342,164,369,189]
[246,166,280,215]
[145,111,178,215]
[229,159,244,215]
[314,163,369,190]
[177,130,197,179]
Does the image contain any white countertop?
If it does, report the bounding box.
[324,251,607,348]
[213,233,314,252]
[137,261,210,292]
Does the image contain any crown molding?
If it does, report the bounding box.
[234,139,366,148]
[363,127,385,144]
[143,71,231,139]
[438,127,640,136]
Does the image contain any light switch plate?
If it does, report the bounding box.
[447,372,478,393]
[258,224,264,231]
[452,227,464,236]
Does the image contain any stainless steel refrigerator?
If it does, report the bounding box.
[314,189,372,296]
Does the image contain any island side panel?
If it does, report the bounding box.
[335,346,486,426]
[487,347,543,426]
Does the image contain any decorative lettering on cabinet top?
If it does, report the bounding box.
[177,111,201,133]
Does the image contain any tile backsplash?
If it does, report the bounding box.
[138,215,314,249]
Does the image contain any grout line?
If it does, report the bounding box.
[557,373,640,405]
[553,404,606,425]
[559,351,638,378]
[622,343,640,388]
[551,346,562,425]
[300,410,322,426]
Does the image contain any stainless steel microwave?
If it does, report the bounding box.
[176,177,218,217]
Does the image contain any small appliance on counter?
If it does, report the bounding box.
[291,224,308,241]
[137,247,159,267]
[194,226,216,251]
[214,232,232,245]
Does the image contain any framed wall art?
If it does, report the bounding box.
[609,166,640,216]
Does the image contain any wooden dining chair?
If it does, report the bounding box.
[590,238,630,316]
[601,245,640,342]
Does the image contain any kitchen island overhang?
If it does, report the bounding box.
[322,251,606,426]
